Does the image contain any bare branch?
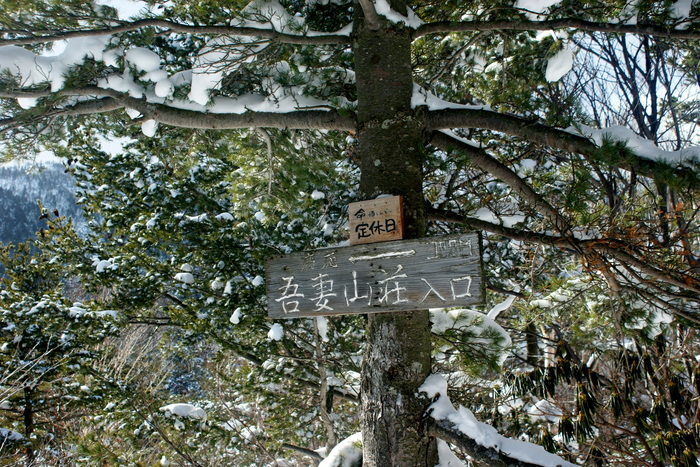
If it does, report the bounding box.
[596,243,700,295]
[429,206,700,305]
[0,18,351,47]
[413,18,700,41]
[427,207,572,249]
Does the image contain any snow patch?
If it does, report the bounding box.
[316,316,329,342]
[216,212,234,221]
[545,45,574,82]
[125,47,161,72]
[230,308,243,324]
[473,207,525,228]
[141,120,158,137]
[516,0,562,14]
[373,0,424,28]
[486,295,516,320]
[318,432,362,467]
[160,403,207,420]
[670,0,693,21]
[93,258,118,273]
[436,439,466,467]
[175,272,195,284]
[268,323,284,340]
[527,399,562,423]
[0,428,24,441]
[251,275,264,287]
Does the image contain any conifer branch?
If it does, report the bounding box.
[0,18,352,47]
[0,91,357,134]
[413,18,700,41]
[426,109,700,189]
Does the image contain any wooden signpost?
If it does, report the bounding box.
[348,196,404,245]
[266,232,483,319]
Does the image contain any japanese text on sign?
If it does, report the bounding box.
[266,233,482,318]
[348,196,404,245]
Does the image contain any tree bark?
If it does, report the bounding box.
[353,2,437,465]
[23,386,35,466]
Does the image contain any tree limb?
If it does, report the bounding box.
[428,206,700,300]
[413,18,700,41]
[358,0,382,30]
[0,18,352,47]
[596,243,700,295]
[280,443,323,462]
[427,207,570,248]
[426,109,700,188]
[427,417,571,467]
[428,130,571,232]
[427,108,595,154]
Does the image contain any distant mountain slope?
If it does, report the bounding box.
[0,163,86,244]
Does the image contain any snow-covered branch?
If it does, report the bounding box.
[0,18,352,47]
[428,418,559,467]
[421,374,577,467]
[427,108,595,155]
[413,18,700,41]
[427,109,700,189]
[120,97,356,131]
[0,92,356,135]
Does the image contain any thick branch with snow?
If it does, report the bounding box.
[413,18,700,40]
[0,18,351,47]
[427,110,700,188]
[420,374,577,467]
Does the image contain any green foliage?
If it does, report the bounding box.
[0,230,121,464]
[24,120,363,462]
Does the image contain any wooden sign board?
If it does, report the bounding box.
[348,196,404,245]
[266,233,483,319]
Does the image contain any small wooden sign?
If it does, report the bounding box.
[348,196,404,245]
[265,233,483,319]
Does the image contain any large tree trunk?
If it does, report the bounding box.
[353,3,438,465]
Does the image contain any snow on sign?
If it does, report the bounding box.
[266,233,483,318]
[348,196,404,245]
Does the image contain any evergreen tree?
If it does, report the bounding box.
[0,222,120,465]
[1,0,700,465]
